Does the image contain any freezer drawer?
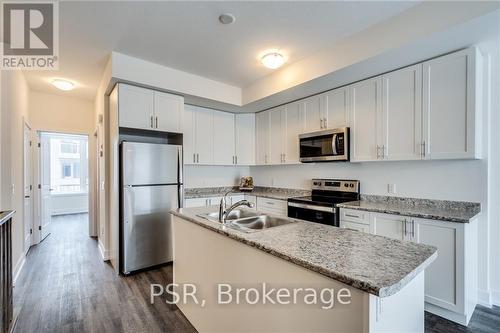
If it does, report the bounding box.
[122,184,179,273]
[122,142,182,185]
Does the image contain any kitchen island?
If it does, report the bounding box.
[171,206,437,333]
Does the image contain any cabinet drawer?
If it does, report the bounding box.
[340,208,370,224]
[256,197,287,216]
[340,221,370,233]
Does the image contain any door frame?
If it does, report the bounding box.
[22,118,34,251]
[33,130,91,244]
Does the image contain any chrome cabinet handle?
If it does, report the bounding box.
[150,116,154,128]
[403,219,407,236]
[345,213,360,218]
[232,156,235,164]
[320,118,324,129]
[197,153,199,163]
[155,116,158,128]
[381,145,385,158]
[193,153,195,163]
[411,220,415,238]
[421,141,426,157]
[323,118,327,128]
[376,145,380,159]
[283,153,286,163]
[235,156,237,164]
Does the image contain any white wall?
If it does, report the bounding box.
[184,166,250,188]
[0,69,30,279]
[51,193,88,215]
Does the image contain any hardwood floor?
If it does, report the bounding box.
[13,214,196,333]
[12,213,500,333]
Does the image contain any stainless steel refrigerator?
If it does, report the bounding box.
[120,141,183,274]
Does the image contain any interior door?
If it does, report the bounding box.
[23,124,33,252]
[40,133,52,241]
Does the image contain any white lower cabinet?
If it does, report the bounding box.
[256,197,287,217]
[340,208,477,326]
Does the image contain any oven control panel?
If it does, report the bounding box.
[311,179,359,193]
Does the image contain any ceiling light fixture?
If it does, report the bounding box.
[219,13,235,25]
[51,79,75,91]
[260,52,285,69]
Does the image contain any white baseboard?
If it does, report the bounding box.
[492,290,500,307]
[98,240,109,261]
[13,254,26,286]
[477,289,493,308]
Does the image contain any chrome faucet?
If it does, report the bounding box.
[219,191,254,224]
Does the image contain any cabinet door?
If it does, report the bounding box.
[183,105,196,164]
[269,107,283,165]
[154,91,183,133]
[283,101,302,164]
[370,212,407,241]
[321,87,349,129]
[341,220,370,233]
[194,107,214,165]
[213,111,235,165]
[235,114,255,165]
[382,65,423,161]
[118,84,154,130]
[422,48,478,159]
[303,95,322,132]
[349,77,382,162]
[256,111,270,165]
[413,218,464,313]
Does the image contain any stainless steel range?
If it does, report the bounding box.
[287,179,360,227]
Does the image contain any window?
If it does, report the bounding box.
[46,134,88,194]
[60,140,78,154]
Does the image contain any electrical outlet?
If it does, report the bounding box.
[387,184,397,194]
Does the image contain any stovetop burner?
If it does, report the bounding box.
[288,179,360,207]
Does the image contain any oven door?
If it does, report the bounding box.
[299,127,349,162]
[287,202,338,227]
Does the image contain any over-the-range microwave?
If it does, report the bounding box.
[299,127,349,162]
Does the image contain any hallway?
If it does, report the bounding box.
[13,214,196,333]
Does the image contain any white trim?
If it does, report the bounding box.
[98,240,109,261]
[477,289,493,308]
[492,290,500,307]
[12,254,26,286]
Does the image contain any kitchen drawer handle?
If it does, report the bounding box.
[345,213,361,218]
[266,201,275,205]
[345,227,358,232]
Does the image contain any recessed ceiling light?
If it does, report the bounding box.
[261,52,285,69]
[52,79,75,91]
[219,13,235,25]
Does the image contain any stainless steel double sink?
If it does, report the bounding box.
[198,209,294,232]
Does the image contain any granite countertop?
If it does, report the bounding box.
[0,210,15,226]
[184,186,311,201]
[337,195,481,223]
[171,206,437,298]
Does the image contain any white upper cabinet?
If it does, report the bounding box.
[302,95,322,132]
[118,84,154,130]
[256,111,270,165]
[349,76,382,162]
[194,107,214,165]
[422,48,480,160]
[183,105,196,164]
[154,91,183,133]
[269,107,284,165]
[321,87,349,129]
[183,105,213,165]
[213,111,235,165]
[283,101,302,164]
[234,114,255,165]
[381,64,423,161]
[118,84,184,132]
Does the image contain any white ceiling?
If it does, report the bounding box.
[21,1,419,101]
